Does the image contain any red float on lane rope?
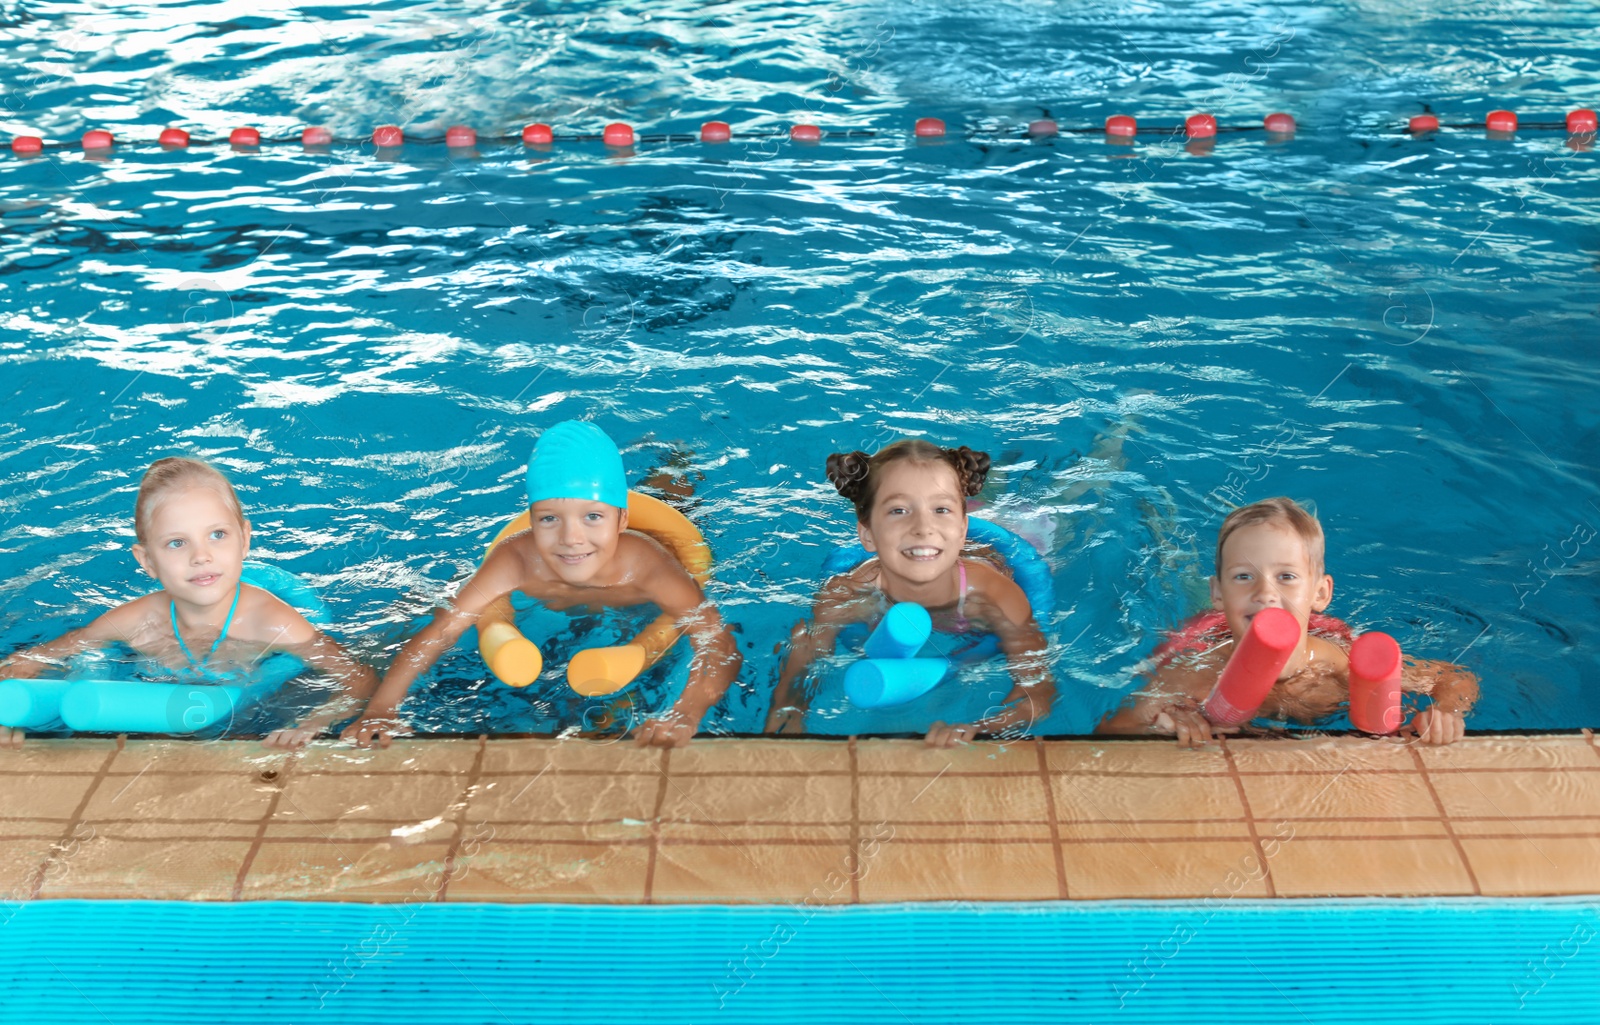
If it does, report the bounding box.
[1027,119,1058,137]
[790,124,821,141]
[82,129,114,150]
[229,127,260,146]
[700,120,731,142]
[603,122,634,146]
[1105,114,1137,137]
[445,125,476,147]
[522,123,553,145]
[1568,108,1598,133]
[372,125,404,147]
[159,127,190,147]
[1264,112,1295,133]
[1408,114,1440,133]
[301,126,333,146]
[1486,109,1517,132]
[914,117,945,138]
[1184,114,1218,138]
[11,136,43,155]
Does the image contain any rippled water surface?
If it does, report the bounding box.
[1,0,1596,734]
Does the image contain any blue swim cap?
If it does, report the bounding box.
[526,420,628,509]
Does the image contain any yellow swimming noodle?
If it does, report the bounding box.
[475,492,710,695]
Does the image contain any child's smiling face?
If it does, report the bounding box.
[132,485,251,608]
[1210,519,1333,645]
[530,498,627,585]
[858,459,967,589]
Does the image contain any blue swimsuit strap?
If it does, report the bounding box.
[171,585,241,669]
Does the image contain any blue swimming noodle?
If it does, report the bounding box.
[0,561,326,734]
[824,517,1054,707]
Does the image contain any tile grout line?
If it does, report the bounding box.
[847,737,861,903]
[1035,739,1069,899]
[231,750,303,901]
[28,740,123,899]
[434,734,490,902]
[642,747,671,904]
[1220,738,1276,898]
[1408,745,1481,896]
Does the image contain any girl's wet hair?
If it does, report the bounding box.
[825,439,991,521]
[134,457,245,542]
[1215,496,1326,577]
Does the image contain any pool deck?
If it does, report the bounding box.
[2,733,1597,903]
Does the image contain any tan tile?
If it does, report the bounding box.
[466,770,660,824]
[0,773,98,820]
[661,772,852,826]
[855,738,1040,775]
[263,818,457,845]
[84,772,276,824]
[0,838,54,899]
[294,739,480,775]
[651,839,854,903]
[859,772,1050,825]
[860,840,1062,902]
[1269,838,1476,897]
[1286,819,1450,839]
[1454,818,1600,838]
[1053,774,1246,824]
[112,739,290,776]
[1240,770,1440,825]
[672,737,852,775]
[1063,840,1270,899]
[1462,837,1600,896]
[478,820,653,844]
[0,738,119,773]
[0,819,67,838]
[275,771,467,823]
[1418,736,1600,772]
[1044,740,1228,776]
[1430,771,1600,821]
[242,840,453,901]
[1229,736,1418,775]
[479,737,664,776]
[660,822,854,843]
[96,820,260,841]
[1059,819,1254,843]
[37,836,250,900]
[444,840,651,902]
[878,821,1052,842]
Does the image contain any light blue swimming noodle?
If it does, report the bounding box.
[843,603,951,709]
[825,517,1054,706]
[0,562,328,734]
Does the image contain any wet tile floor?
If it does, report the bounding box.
[2,733,1596,903]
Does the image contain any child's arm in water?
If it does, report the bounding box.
[0,598,166,748]
[764,576,870,735]
[926,561,1056,748]
[628,545,742,748]
[1097,649,1233,749]
[341,544,524,748]
[1400,657,1479,746]
[229,590,379,750]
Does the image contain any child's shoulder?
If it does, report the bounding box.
[229,583,318,645]
[1308,633,1349,671]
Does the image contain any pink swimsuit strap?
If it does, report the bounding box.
[953,560,971,633]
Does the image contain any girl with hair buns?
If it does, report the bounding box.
[765,440,1055,747]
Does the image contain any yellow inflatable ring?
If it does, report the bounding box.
[475,491,711,696]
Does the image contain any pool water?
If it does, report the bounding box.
[1,0,1597,735]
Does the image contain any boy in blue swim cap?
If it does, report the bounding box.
[344,421,741,748]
